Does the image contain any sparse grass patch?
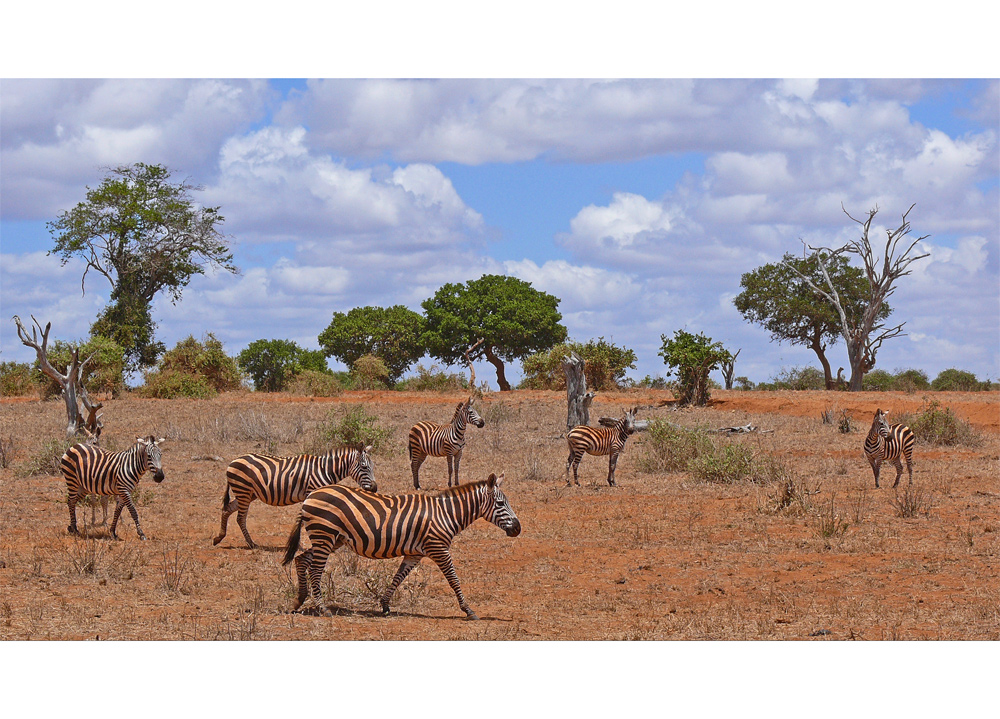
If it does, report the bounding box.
[0,434,15,469]
[16,437,76,477]
[815,494,850,540]
[160,546,192,594]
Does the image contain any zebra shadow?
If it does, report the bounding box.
[213,543,286,553]
[289,606,511,622]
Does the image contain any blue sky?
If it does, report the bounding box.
[1,12,998,390]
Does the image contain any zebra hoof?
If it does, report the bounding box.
[380,604,391,616]
[68,526,78,535]
[464,611,480,621]
[212,536,222,546]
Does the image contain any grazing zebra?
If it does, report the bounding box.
[864,408,915,488]
[565,407,637,487]
[61,436,166,540]
[213,444,376,549]
[408,399,485,489]
[282,472,521,620]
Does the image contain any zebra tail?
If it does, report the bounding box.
[222,484,231,510]
[282,516,304,566]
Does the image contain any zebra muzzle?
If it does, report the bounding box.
[153,471,165,483]
[504,519,522,537]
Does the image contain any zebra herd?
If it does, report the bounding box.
[56,403,915,620]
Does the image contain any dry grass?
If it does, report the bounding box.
[0,389,997,640]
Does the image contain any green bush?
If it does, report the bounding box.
[897,399,982,447]
[862,369,896,391]
[312,405,394,456]
[638,421,713,473]
[931,368,987,392]
[396,364,468,392]
[286,370,343,397]
[136,369,217,399]
[634,375,669,390]
[758,366,826,391]
[1,361,36,397]
[520,337,637,391]
[157,333,244,393]
[893,368,930,392]
[351,355,391,390]
[688,443,790,484]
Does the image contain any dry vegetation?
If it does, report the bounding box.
[1,388,997,640]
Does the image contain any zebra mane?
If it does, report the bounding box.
[430,478,491,500]
[450,402,465,422]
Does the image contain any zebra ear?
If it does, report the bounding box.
[363,444,373,454]
[136,436,147,445]
[155,437,166,445]
[486,472,497,487]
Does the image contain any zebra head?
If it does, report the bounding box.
[485,472,521,537]
[137,436,166,483]
[350,444,377,492]
[622,407,637,435]
[464,399,485,429]
[872,408,891,438]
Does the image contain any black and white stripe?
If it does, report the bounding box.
[407,399,484,489]
[282,472,521,619]
[864,408,915,488]
[214,444,376,549]
[60,436,165,540]
[565,407,637,487]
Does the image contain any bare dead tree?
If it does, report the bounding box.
[720,348,741,390]
[12,315,103,440]
[464,338,484,396]
[562,351,595,430]
[785,204,929,391]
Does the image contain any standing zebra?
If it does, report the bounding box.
[213,444,376,549]
[565,407,637,487]
[864,408,915,488]
[408,399,485,489]
[282,472,521,620]
[61,436,166,540]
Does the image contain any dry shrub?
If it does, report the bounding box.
[815,494,850,540]
[351,355,391,390]
[16,437,76,477]
[311,405,394,456]
[889,484,936,518]
[689,442,790,484]
[638,420,713,473]
[286,370,342,397]
[897,399,982,447]
[0,434,16,469]
[396,364,467,392]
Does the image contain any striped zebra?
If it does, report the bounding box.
[61,436,166,540]
[213,444,376,549]
[282,472,521,620]
[864,408,915,488]
[565,407,637,487]
[408,399,485,489]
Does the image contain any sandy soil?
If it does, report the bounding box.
[1,388,997,640]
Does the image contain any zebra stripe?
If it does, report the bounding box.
[282,472,520,619]
[214,444,376,549]
[565,407,637,487]
[864,408,915,488]
[60,436,165,540]
[407,399,484,489]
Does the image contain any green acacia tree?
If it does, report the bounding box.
[734,253,891,390]
[48,163,238,370]
[238,339,328,392]
[318,305,425,383]
[659,330,733,406]
[520,337,637,391]
[422,274,568,391]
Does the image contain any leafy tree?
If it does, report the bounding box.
[318,305,425,382]
[238,339,326,392]
[734,252,890,389]
[658,330,733,406]
[422,274,568,391]
[48,163,238,369]
[520,338,637,391]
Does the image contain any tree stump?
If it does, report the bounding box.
[562,351,595,430]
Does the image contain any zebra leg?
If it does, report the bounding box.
[869,457,881,488]
[891,457,904,489]
[446,455,454,487]
[109,496,126,539]
[291,549,313,612]
[454,449,463,486]
[427,544,477,620]
[411,453,426,490]
[568,453,583,487]
[380,557,421,615]
[67,491,81,535]
[904,452,913,486]
[607,452,619,487]
[307,542,335,616]
[121,491,147,540]
[100,496,109,525]
[212,492,239,546]
[236,499,256,550]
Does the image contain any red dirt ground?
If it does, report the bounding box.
[1,388,997,640]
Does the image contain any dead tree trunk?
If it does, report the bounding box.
[720,348,741,390]
[13,315,103,440]
[562,351,595,430]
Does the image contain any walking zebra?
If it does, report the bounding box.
[565,407,637,487]
[864,408,915,488]
[408,399,485,489]
[61,436,166,540]
[282,472,521,620]
[213,444,376,549]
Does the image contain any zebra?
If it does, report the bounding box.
[60,436,166,540]
[565,407,637,487]
[213,444,376,549]
[864,408,915,488]
[282,471,521,620]
[408,399,485,489]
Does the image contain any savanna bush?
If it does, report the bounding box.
[35,336,127,398]
[862,369,896,391]
[351,355,391,390]
[137,369,217,399]
[311,405,394,456]
[1,361,36,397]
[139,334,243,398]
[286,370,343,397]
[395,364,468,392]
[931,368,988,392]
[897,399,982,447]
[638,420,713,473]
[893,368,930,392]
[520,338,637,391]
[758,366,826,391]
